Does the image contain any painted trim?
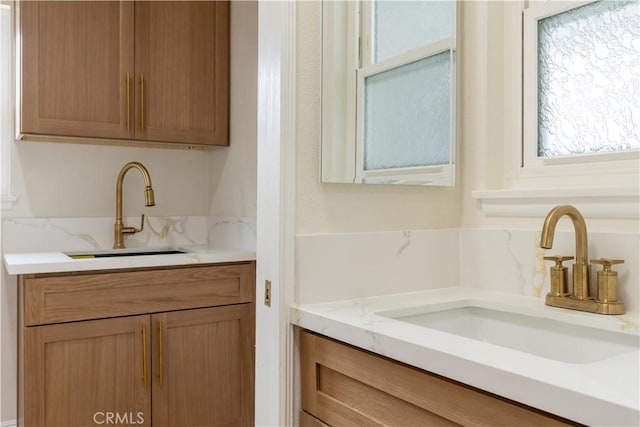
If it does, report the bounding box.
[0,421,17,427]
[1,2,16,209]
[255,1,297,426]
[279,2,297,426]
[472,187,640,218]
[320,1,358,183]
[1,194,16,211]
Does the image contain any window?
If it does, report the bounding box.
[473,1,638,217]
[356,0,456,184]
[320,0,457,186]
[522,1,639,175]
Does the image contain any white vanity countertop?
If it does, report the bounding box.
[291,287,640,427]
[3,246,256,275]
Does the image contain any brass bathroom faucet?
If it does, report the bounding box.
[114,161,156,249]
[541,205,590,300]
[540,205,624,315]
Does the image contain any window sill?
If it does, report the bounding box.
[1,194,17,211]
[471,187,639,219]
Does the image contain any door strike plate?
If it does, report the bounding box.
[264,280,272,307]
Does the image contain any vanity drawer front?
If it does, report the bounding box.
[22,262,255,326]
[301,331,577,427]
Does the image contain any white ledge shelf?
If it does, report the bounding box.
[472,187,639,219]
[1,194,17,211]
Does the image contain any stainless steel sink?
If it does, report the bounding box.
[65,248,188,259]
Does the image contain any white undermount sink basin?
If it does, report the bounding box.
[380,304,639,364]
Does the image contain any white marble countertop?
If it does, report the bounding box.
[291,287,640,427]
[3,246,256,275]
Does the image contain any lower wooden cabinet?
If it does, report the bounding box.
[25,316,151,427]
[152,305,254,427]
[19,262,255,427]
[300,330,578,427]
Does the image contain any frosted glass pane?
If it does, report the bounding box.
[364,51,451,170]
[538,0,640,157]
[374,1,455,63]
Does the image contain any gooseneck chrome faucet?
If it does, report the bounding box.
[114,162,156,249]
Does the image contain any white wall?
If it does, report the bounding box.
[0,2,257,422]
[295,0,638,237]
[295,1,461,235]
[296,0,637,237]
[8,142,210,218]
[210,1,257,220]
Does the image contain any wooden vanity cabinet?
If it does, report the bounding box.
[18,262,255,427]
[300,330,579,427]
[19,1,229,147]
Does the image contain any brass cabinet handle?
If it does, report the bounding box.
[158,321,164,386]
[142,324,148,389]
[126,72,131,131]
[139,74,145,131]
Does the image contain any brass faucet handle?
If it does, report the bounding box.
[543,256,574,268]
[591,258,624,272]
[135,214,146,233]
[122,214,146,235]
[544,255,572,298]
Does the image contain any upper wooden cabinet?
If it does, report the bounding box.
[135,2,229,146]
[20,1,135,140]
[19,1,229,147]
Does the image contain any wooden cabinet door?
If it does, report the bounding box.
[21,1,135,139]
[24,315,151,427]
[301,331,575,427]
[152,305,254,427]
[135,1,230,146]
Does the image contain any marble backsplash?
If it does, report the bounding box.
[296,229,460,304]
[459,228,640,313]
[2,216,256,253]
[297,227,639,313]
[6,218,636,312]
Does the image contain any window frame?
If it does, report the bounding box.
[472,1,637,219]
[354,1,457,185]
[320,0,359,183]
[520,0,640,181]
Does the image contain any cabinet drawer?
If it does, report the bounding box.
[22,263,255,326]
[301,331,577,427]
